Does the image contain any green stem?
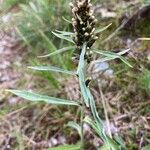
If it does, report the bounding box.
[80,105,84,150]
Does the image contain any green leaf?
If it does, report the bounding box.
[78,70,90,107]
[106,137,121,150]
[38,46,75,58]
[114,135,126,149]
[142,145,150,150]
[48,144,80,150]
[98,137,121,150]
[84,116,100,136]
[99,142,120,150]
[81,77,120,150]
[93,49,132,68]
[77,46,121,149]
[99,143,109,150]
[67,121,82,137]
[77,43,87,74]
[52,31,74,43]
[95,23,112,34]
[86,88,105,139]
[77,44,120,149]
[7,90,79,106]
[77,43,90,107]
[62,16,72,24]
[55,30,74,36]
[28,66,76,75]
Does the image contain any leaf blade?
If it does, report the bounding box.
[52,31,74,43]
[38,46,75,58]
[93,49,132,67]
[94,23,112,34]
[77,43,90,107]
[67,121,82,137]
[55,30,75,36]
[28,66,76,75]
[7,90,79,106]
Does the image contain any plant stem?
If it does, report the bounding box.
[80,105,84,150]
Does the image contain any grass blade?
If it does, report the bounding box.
[28,66,76,75]
[7,90,79,106]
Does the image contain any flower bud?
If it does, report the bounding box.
[93,36,98,40]
[69,2,74,8]
[84,32,89,36]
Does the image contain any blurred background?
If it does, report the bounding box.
[0,0,149,149]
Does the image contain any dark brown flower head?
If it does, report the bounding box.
[70,0,98,63]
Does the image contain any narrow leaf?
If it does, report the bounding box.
[52,31,74,43]
[38,46,75,58]
[7,90,79,106]
[77,43,87,74]
[28,66,76,75]
[55,30,75,36]
[77,43,90,107]
[67,121,82,137]
[62,16,72,24]
[78,71,90,107]
[93,49,132,67]
[84,116,100,136]
[95,23,112,34]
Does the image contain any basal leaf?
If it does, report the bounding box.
[7,90,79,106]
[28,66,76,75]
